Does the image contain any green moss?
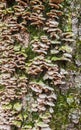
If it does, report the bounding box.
[50,94,68,129]
[75,40,81,61]
[50,88,81,129]
[66,62,77,71]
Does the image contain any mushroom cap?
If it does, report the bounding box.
[49,0,64,4]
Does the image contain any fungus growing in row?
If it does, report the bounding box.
[0,0,74,129]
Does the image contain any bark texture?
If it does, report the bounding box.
[0,0,81,130]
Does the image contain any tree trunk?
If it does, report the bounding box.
[0,0,81,130]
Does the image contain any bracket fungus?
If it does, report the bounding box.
[31,36,51,55]
[0,0,75,129]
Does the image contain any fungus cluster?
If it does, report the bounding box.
[31,36,51,55]
[0,0,74,129]
[29,82,57,111]
[28,55,65,85]
[0,0,28,127]
[29,0,45,27]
